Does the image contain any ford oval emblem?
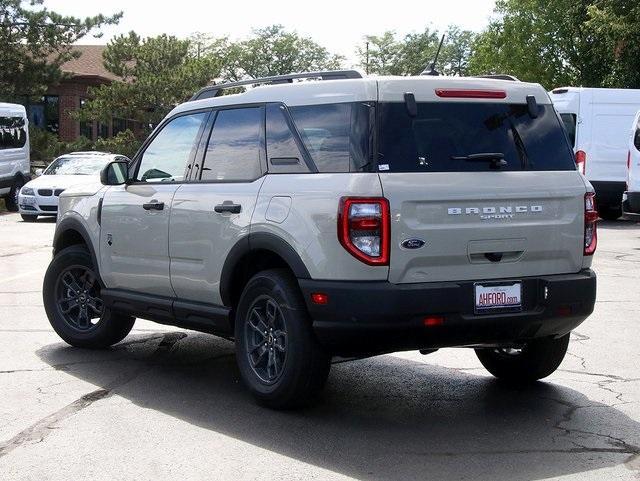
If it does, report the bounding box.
[401,238,426,250]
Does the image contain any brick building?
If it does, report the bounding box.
[27,45,135,142]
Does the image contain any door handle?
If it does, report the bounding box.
[214,202,242,214]
[142,201,164,211]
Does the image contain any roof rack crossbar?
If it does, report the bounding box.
[190,70,363,101]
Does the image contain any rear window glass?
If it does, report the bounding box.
[560,113,577,148]
[378,102,576,172]
[289,102,373,173]
[0,116,27,150]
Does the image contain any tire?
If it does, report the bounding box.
[599,206,622,221]
[5,177,24,212]
[235,269,331,409]
[43,245,135,349]
[21,214,37,222]
[475,333,570,383]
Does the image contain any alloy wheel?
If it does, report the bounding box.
[55,265,104,331]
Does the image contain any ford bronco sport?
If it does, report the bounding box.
[43,70,597,408]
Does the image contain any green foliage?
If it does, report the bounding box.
[357,26,476,76]
[77,33,220,129]
[0,0,121,101]
[29,127,140,162]
[467,0,640,89]
[222,25,344,80]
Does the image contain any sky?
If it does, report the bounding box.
[44,0,497,65]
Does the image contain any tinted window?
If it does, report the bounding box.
[0,116,27,150]
[560,113,577,148]
[378,102,576,172]
[266,104,308,173]
[136,112,207,182]
[635,119,640,152]
[201,107,263,182]
[289,102,373,173]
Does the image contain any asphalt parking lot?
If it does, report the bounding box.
[0,212,638,481]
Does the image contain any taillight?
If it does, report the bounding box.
[338,197,390,265]
[575,150,587,174]
[584,192,598,256]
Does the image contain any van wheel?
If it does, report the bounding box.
[21,214,37,222]
[235,269,331,409]
[599,206,621,221]
[43,245,135,349]
[475,334,570,383]
[6,178,24,212]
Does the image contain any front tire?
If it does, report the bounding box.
[475,334,570,383]
[43,245,135,348]
[6,178,24,212]
[235,269,331,409]
[599,206,622,221]
[21,214,37,222]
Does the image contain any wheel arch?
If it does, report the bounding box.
[53,218,100,276]
[220,232,310,309]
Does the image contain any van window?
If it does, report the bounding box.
[266,104,308,173]
[560,113,577,148]
[378,102,576,172]
[0,116,27,150]
[635,119,640,151]
[136,111,208,182]
[289,102,373,173]
[201,107,264,182]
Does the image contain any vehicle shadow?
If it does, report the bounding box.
[599,219,640,230]
[37,331,640,480]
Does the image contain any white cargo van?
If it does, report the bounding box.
[550,87,640,220]
[0,103,30,211]
[623,110,640,220]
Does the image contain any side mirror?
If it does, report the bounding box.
[35,168,43,177]
[100,160,129,186]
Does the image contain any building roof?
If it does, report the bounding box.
[59,45,119,82]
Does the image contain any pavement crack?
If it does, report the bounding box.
[0,332,186,458]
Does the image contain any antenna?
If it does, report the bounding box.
[421,34,445,76]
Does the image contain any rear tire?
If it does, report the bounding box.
[6,178,24,212]
[475,333,570,383]
[43,245,135,349]
[21,214,37,222]
[235,269,331,409]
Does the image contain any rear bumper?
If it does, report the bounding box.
[591,181,625,208]
[623,191,640,220]
[299,270,596,355]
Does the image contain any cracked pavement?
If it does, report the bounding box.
[0,212,639,480]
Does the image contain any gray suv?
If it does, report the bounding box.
[43,70,597,408]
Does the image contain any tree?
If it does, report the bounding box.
[78,33,221,130]
[224,25,344,80]
[467,0,640,89]
[357,27,476,76]
[0,0,121,101]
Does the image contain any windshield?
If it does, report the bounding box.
[377,102,576,172]
[45,156,111,175]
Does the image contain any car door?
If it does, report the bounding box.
[99,110,210,297]
[169,105,267,305]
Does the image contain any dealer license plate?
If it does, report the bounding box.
[474,282,522,313]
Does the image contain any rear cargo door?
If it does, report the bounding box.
[376,83,587,284]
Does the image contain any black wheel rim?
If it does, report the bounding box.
[244,295,288,384]
[54,265,104,331]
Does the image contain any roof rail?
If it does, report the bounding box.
[190,70,364,101]
[473,74,521,82]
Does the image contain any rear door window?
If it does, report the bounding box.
[634,118,640,151]
[266,104,309,173]
[378,102,576,172]
[560,113,577,148]
[0,116,27,150]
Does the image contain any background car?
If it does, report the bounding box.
[18,151,130,222]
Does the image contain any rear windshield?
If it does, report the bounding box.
[378,102,576,172]
[560,113,577,147]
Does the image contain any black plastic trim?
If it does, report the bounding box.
[102,289,232,335]
[53,218,100,277]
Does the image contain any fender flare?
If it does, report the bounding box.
[53,217,100,276]
[219,232,310,306]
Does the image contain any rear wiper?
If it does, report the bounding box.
[451,152,507,169]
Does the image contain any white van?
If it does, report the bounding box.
[0,103,30,211]
[623,110,640,220]
[550,87,640,220]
